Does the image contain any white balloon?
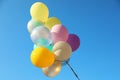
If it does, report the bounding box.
[31,26,52,46]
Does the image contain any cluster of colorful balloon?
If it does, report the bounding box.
[27,2,80,77]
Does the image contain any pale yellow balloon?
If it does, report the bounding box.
[53,41,72,61]
[42,61,62,77]
[45,17,61,29]
[30,2,49,22]
[30,47,55,68]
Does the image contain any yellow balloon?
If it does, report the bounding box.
[30,47,55,68]
[45,17,61,29]
[30,2,49,22]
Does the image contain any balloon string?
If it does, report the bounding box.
[66,61,80,80]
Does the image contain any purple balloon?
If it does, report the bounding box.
[67,34,80,52]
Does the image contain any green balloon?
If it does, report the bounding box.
[27,19,43,33]
[33,20,43,27]
[46,44,53,52]
[34,44,53,52]
[36,38,49,46]
[34,44,39,49]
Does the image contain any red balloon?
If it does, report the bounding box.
[67,34,80,52]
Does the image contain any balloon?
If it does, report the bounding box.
[51,24,68,43]
[31,26,52,46]
[67,34,80,52]
[45,17,61,30]
[46,44,53,52]
[34,44,53,52]
[53,41,72,61]
[30,47,55,68]
[33,44,39,49]
[30,2,49,22]
[27,19,43,33]
[42,61,62,77]
[36,38,50,46]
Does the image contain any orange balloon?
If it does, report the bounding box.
[30,47,55,68]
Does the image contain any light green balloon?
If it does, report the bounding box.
[33,44,39,49]
[34,44,53,52]
[46,44,53,52]
[32,20,43,26]
[27,19,43,33]
[36,38,49,46]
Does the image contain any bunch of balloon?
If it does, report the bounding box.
[27,2,80,79]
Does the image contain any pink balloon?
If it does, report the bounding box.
[51,24,68,43]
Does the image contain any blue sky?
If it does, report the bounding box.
[0,0,120,80]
